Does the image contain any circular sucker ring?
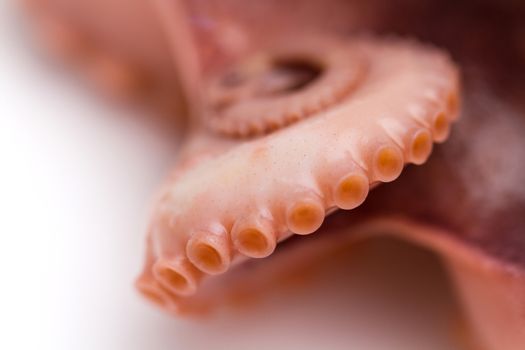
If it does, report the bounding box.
[204,40,367,137]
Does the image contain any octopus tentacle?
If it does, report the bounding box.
[141,38,459,298]
[22,0,525,348]
[204,39,366,137]
[138,212,525,350]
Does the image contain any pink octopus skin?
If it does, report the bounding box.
[22,0,190,115]
[24,0,525,349]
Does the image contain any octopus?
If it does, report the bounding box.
[23,0,525,349]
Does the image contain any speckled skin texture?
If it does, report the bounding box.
[25,1,525,349]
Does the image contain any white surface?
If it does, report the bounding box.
[0,2,461,349]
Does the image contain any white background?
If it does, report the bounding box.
[0,1,461,349]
